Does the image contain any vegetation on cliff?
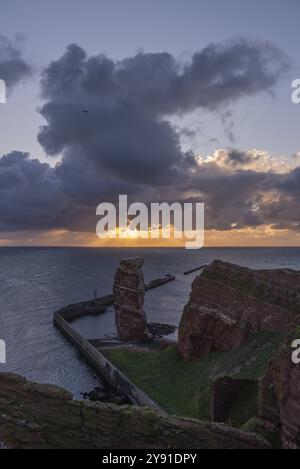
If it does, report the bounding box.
[105,331,282,427]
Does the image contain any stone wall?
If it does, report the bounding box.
[53,310,163,411]
[0,373,271,449]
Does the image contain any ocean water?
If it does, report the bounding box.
[0,246,300,397]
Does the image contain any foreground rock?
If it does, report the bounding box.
[259,325,300,449]
[178,260,296,361]
[113,257,148,341]
[0,373,270,449]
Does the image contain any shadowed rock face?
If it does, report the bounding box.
[178,260,296,361]
[0,373,271,449]
[259,326,300,449]
[113,257,148,341]
[211,377,258,424]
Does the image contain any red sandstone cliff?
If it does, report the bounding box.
[178,260,296,361]
[259,325,300,449]
[177,259,300,448]
[113,257,148,341]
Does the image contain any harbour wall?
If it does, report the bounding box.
[53,304,166,413]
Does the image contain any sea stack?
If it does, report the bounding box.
[113,257,148,341]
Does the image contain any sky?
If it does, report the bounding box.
[0,0,300,246]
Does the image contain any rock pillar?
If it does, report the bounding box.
[113,257,147,341]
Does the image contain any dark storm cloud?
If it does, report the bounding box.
[176,161,269,230]
[0,35,33,92]
[38,39,288,186]
[1,39,297,234]
[0,152,66,230]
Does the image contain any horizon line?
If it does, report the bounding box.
[1,245,300,249]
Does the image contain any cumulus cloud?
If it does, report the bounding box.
[0,35,33,92]
[0,151,66,231]
[184,148,300,231]
[1,38,298,237]
[37,39,288,185]
[196,148,299,174]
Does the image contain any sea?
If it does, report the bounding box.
[0,246,299,397]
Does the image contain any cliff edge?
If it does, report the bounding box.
[0,372,270,449]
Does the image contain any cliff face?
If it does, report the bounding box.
[259,326,300,449]
[177,259,300,448]
[178,260,296,361]
[113,257,148,341]
[203,260,300,314]
[0,373,270,449]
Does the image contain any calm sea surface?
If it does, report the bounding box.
[1,247,300,396]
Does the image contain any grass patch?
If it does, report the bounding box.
[241,417,282,448]
[105,331,282,427]
[229,381,258,427]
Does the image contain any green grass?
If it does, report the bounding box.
[229,381,258,427]
[241,417,282,448]
[105,331,282,427]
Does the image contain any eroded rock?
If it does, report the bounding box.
[259,325,300,449]
[178,260,296,361]
[113,257,148,341]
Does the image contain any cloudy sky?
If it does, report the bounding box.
[0,0,300,246]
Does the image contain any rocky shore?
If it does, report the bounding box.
[80,386,129,405]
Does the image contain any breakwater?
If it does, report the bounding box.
[53,273,176,411]
[53,308,166,412]
[183,265,207,275]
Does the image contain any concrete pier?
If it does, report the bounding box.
[53,308,166,412]
[53,271,176,411]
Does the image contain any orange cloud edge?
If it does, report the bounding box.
[1,226,300,247]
